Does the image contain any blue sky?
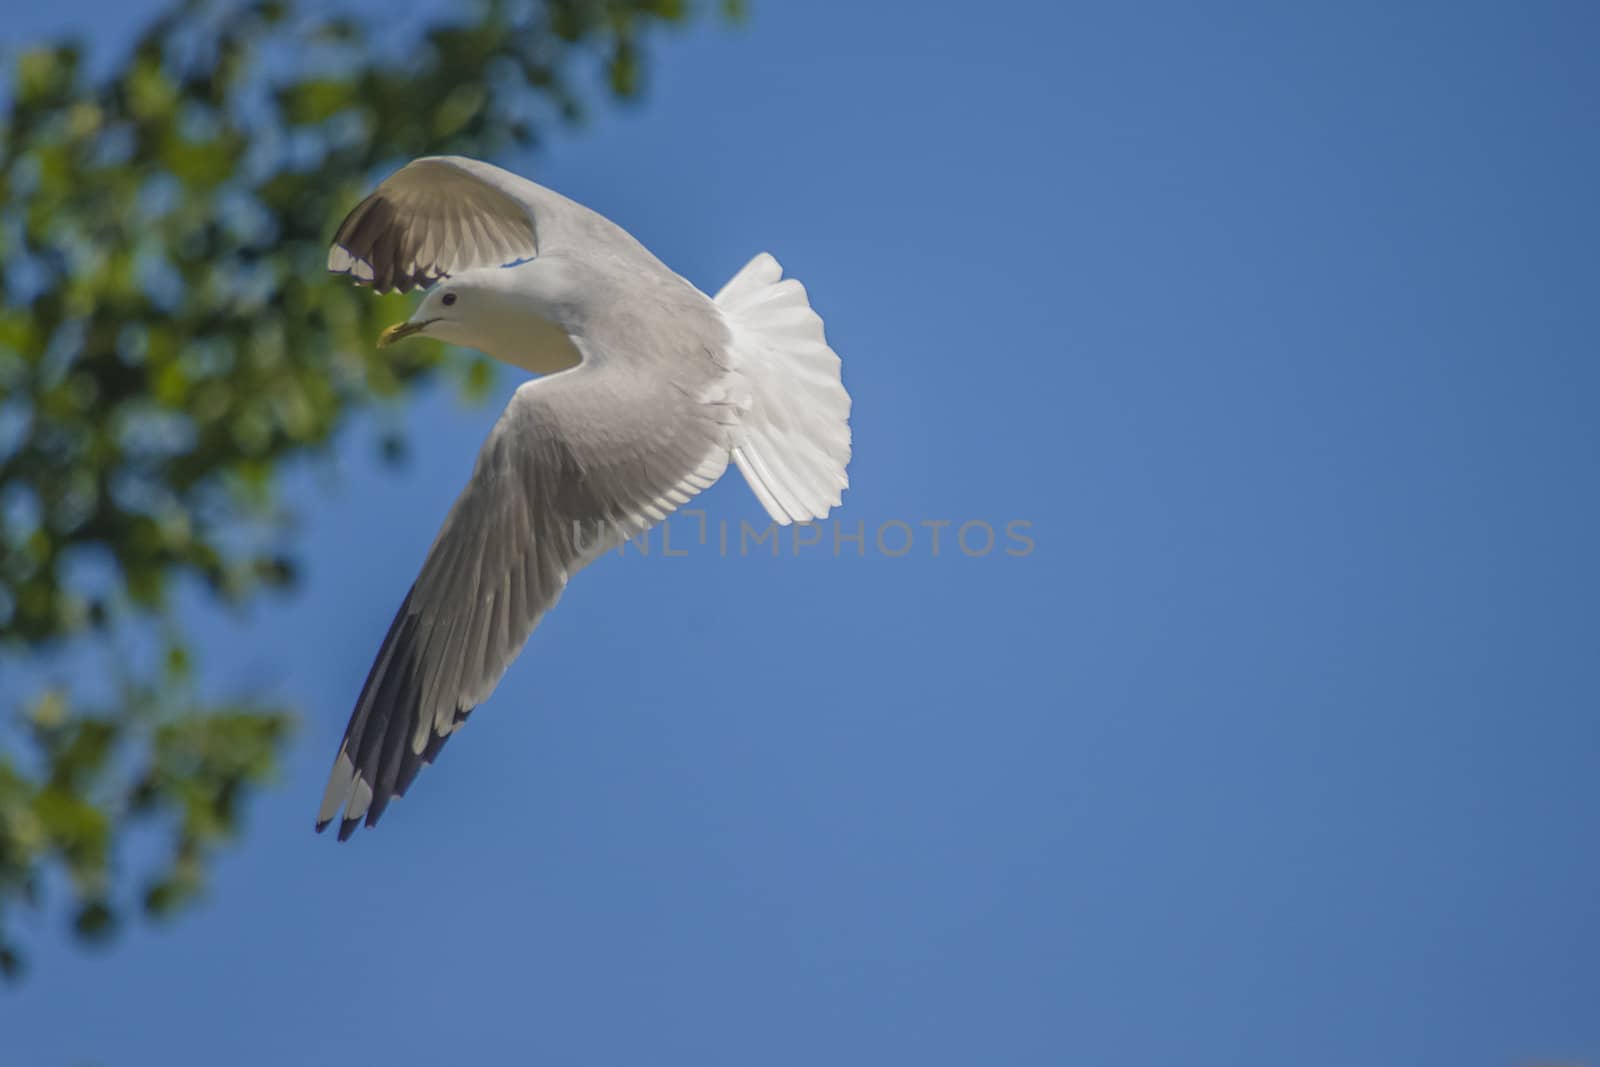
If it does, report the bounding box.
[6,1,1599,1064]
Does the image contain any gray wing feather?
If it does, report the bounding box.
[327,157,541,293]
[317,353,739,839]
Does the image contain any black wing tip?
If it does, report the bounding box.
[327,241,444,294]
[330,798,398,842]
[313,809,375,843]
[317,725,467,842]
[319,597,482,844]
[327,193,443,295]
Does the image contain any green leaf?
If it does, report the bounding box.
[279,78,357,125]
[125,58,178,122]
[72,899,116,942]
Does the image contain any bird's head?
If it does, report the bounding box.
[377,275,479,349]
[377,261,584,374]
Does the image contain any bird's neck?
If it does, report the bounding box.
[477,311,583,376]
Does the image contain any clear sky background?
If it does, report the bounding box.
[5,1,1599,1064]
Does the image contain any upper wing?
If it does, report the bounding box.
[317,356,743,839]
[327,157,541,293]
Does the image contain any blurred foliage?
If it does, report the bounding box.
[0,658,289,979]
[0,0,733,980]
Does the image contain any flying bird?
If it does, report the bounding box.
[316,156,851,840]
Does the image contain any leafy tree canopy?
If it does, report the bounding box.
[0,0,736,980]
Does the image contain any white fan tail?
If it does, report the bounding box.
[715,252,852,525]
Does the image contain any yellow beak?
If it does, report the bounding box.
[378,319,431,347]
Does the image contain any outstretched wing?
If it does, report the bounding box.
[317,354,741,839]
[327,156,541,293]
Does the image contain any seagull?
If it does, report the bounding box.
[315,156,851,840]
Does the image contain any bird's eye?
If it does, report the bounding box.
[441,292,457,307]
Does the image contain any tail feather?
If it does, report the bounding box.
[716,253,852,525]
